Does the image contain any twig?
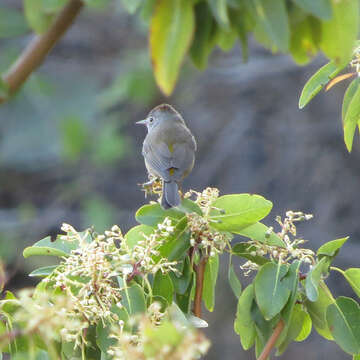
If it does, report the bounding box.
[257,319,285,360]
[0,0,84,103]
[193,254,208,318]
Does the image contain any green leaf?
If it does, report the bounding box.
[326,296,360,355]
[176,198,202,215]
[153,272,174,306]
[342,78,360,123]
[157,217,190,261]
[343,80,360,152]
[234,284,256,350]
[135,203,184,227]
[124,224,154,249]
[254,263,290,320]
[24,0,54,34]
[190,2,216,70]
[304,281,334,340]
[232,242,269,265]
[321,0,359,66]
[277,304,309,354]
[305,257,329,302]
[150,0,195,95]
[209,194,272,232]
[29,265,58,277]
[23,236,78,258]
[249,0,290,52]
[215,27,237,51]
[299,61,345,108]
[170,256,192,295]
[292,0,332,19]
[317,236,349,258]
[96,320,116,353]
[207,0,229,29]
[0,7,29,38]
[234,221,285,247]
[289,15,318,65]
[295,310,312,341]
[120,0,143,13]
[228,258,242,299]
[202,254,219,312]
[335,268,360,298]
[120,283,146,315]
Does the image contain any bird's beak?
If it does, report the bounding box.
[136,119,147,125]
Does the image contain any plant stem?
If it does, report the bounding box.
[0,0,84,103]
[193,254,208,318]
[257,319,285,360]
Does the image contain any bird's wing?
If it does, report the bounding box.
[142,140,173,181]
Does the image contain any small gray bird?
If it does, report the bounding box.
[137,104,196,209]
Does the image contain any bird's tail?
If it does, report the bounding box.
[161,181,181,209]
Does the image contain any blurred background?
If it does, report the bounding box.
[1,1,360,359]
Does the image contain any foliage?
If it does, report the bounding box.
[1,188,360,359]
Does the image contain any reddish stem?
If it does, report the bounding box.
[257,319,285,360]
[193,255,208,318]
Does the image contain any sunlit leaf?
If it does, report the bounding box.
[305,257,329,302]
[209,194,272,232]
[29,265,58,277]
[150,0,195,95]
[207,0,229,29]
[317,237,349,258]
[299,61,345,108]
[125,224,154,249]
[321,0,359,66]
[342,78,360,123]
[153,272,174,305]
[24,0,55,34]
[228,258,242,299]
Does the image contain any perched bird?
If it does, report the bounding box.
[137,104,196,209]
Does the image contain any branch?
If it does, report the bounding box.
[193,254,208,318]
[257,319,285,360]
[0,0,84,104]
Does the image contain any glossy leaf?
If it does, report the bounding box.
[304,281,334,340]
[234,284,256,350]
[249,0,290,52]
[336,268,360,298]
[190,2,216,70]
[209,194,272,232]
[295,310,312,341]
[321,0,358,66]
[326,296,360,354]
[124,224,154,249]
[29,265,58,277]
[299,61,345,108]
[317,236,348,258]
[135,203,184,227]
[176,198,202,215]
[150,0,195,95]
[292,0,332,20]
[202,254,219,312]
[343,80,360,152]
[234,221,285,247]
[305,257,329,302]
[96,320,116,353]
[153,272,174,305]
[23,236,78,258]
[342,78,360,123]
[254,263,290,320]
[0,7,29,38]
[170,256,192,295]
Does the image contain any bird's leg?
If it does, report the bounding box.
[140,174,162,198]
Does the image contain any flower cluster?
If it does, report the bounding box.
[107,305,210,360]
[240,211,315,275]
[185,187,220,216]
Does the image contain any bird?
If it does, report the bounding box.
[137,104,196,209]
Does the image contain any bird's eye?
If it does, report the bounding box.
[149,117,154,123]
